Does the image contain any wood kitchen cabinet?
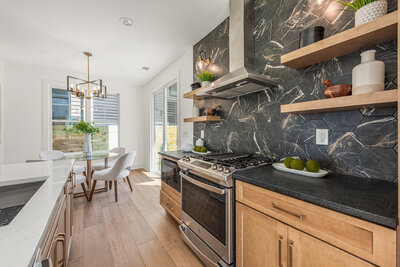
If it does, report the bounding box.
[159,155,181,223]
[40,173,74,266]
[236,202,287,267]
[236,181,396,267]
[288,227,373,267]
[237,202,373,267]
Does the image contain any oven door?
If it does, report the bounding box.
[180,171,233,265]
[161,158,180,192]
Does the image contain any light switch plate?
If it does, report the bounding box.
[316,129,329,145]
[201,130,204,139]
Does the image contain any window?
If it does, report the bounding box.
[51,88,120,153]
[51,88,85,152]
[152,82,178,172]
[92,94,120,151]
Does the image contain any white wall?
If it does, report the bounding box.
[1,62,146,168]
[143,48,193,170]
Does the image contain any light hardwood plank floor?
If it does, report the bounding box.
[68,169,204,267]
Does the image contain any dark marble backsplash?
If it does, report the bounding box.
[193,0,398,181]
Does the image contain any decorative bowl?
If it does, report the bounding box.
[323,79,351,98]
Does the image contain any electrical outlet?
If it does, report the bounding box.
[183,130,188,138]
[201,130,205,139]
[316,129,329,145]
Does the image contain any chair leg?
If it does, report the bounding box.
[80,183,89,201]
[114,181,118,202]
[89,180,97,201]
[126,176,133,191]
[109,181,112,189]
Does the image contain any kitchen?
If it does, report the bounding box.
[0,0,398,266]
[159,0,399,266]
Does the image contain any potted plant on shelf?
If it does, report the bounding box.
[197,70,214,88]
[70,120,100,157]
[338,0,387,27]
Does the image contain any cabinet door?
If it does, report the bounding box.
[48,199,67,267]
[288,227,374,267]
[236,202,287,267]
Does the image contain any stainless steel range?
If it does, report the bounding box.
[178,153,273,267]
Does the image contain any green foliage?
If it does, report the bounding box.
[70,120,100,135]
[197,70,213,82]
[337,0,379,11]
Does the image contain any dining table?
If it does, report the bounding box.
[61,152,119,197]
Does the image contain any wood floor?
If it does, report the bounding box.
[68,169,204,267]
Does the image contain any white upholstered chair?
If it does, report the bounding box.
[92,147,127,171]
[89,152,135,202]
[74,174,89,201]
[39,150,86,174]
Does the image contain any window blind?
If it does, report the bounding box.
[93,94,119,123]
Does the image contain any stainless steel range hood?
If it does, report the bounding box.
[196,0,277,99]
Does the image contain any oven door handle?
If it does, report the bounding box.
[180,171,226,195]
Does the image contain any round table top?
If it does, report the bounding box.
[61,152,119,161]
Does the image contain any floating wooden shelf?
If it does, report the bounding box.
[281,11,398,69]
[183,116,221,122]
[281,89,397,114]
[183,88,205,100]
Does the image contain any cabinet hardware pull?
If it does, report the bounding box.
[278,235,283,267]
[54,237,65,267]
[272,203,305,220]
[288,240,294,267]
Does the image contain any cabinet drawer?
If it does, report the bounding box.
[160,190,181,223]
[236,180,396,267]
[161,181,181,204]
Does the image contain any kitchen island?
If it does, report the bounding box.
[0,160,74,267]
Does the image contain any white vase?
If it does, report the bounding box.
[355,0,387,27]
[201,81,210,88]
[352,50,385,95]
[192,106,200,117]
[83,134,93,157]
[195,138,204,147]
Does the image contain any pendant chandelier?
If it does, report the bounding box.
[67,52,107,99]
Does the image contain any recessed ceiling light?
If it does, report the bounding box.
[142,67,150,71]
[120,17,133,27]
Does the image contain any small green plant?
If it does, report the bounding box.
[197,70,213,82]
[337,0,379,11]
[70,120,100,135]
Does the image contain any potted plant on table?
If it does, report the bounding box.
[197,70,214,88]
[338,0,387,27]
[70,120,100,157]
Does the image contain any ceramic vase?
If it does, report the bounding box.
[355,0,387,27]
[195,138,204,147]
[192,106,200,117]
[352,50,385,95]
[83,134,93,157]
[201,81,210,88]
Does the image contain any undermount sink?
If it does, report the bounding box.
[0,180,45,227]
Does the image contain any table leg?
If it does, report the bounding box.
[105,158,109,191]
[86,160,92,192]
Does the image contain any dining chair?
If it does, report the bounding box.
[89,152,136,202]
[74,174,89,201]
[92,147,127,171]
[39,150,86,174]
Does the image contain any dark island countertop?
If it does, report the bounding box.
[233,165,398,229]
[158,150,195,161]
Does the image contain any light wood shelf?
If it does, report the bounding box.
[281,11,398,69]
[183,88,205,99]
[280,89,397,114]
[183,116,221,122]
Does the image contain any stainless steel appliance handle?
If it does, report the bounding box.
[179,225,220,267]
[180,171,226,195]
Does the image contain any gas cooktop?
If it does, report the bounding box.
[179,153,275,187]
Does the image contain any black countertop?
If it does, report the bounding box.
[158,150,195,161]
[233,165,398,229]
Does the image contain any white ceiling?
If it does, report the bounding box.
[0,0,228,86]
